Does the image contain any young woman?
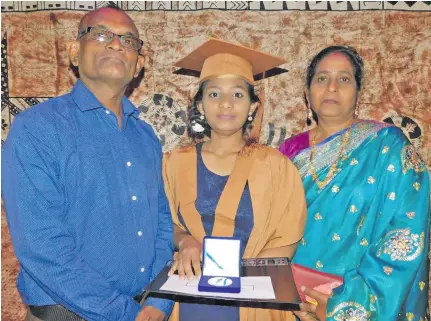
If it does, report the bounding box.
[163,38,307,321]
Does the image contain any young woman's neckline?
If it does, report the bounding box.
[196,143,230,178]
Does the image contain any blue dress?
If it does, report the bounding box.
[177,143,254,321]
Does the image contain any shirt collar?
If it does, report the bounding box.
[122,96,140,119]
[71,80,140,119]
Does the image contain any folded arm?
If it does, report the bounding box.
[260,156,307,259]
[326,135,430,321]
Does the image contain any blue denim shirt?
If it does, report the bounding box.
[1,80,174,321]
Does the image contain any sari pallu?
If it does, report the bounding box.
[289,121,430,321]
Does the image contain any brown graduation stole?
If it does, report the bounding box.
[177,145,259,242]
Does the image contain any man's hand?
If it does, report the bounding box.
[168,234,201,280]
[136,306,166,321]
[293,286,330,321]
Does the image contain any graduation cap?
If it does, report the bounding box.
[174,38,288,84]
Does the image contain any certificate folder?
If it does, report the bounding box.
[137,257,301,310]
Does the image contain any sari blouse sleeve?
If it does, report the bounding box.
[278,132,310,160]
[326,127,430,321]
[261,153,307,250]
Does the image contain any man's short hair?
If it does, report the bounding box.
[77,4,125,38]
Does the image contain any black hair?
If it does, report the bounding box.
[306,45,364,91]
[187,80,260,141]
[305,45,364,125]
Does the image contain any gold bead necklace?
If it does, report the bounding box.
[310,123,352,189]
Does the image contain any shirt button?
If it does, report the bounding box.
[140,267,145,273]
[105,110,110,114]
[137,231,143,237]
[132,195,137,201]
[126,161,132,167]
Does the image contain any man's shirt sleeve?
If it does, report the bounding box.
[144,143,175,316]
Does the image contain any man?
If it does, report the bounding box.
[2,6,173,321]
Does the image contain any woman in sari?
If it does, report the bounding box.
[279,46,430,321]
[163,38,307,321]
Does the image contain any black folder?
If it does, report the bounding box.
[136,257,301,310]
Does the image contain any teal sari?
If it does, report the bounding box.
[288,120,430,321]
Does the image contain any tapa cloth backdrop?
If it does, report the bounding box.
[1,1,430,320]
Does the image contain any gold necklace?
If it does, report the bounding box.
[310,124,352,189]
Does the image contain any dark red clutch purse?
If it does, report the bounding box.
[291,264,343,302]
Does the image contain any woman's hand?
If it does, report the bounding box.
[293,286,330,321]
[168,234,202,280]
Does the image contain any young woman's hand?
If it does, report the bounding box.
[168,234,202,280]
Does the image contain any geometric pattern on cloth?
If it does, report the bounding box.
[1,33,8,98]
[1,1,431,12]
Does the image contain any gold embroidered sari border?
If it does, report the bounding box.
[293,121,391,178]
